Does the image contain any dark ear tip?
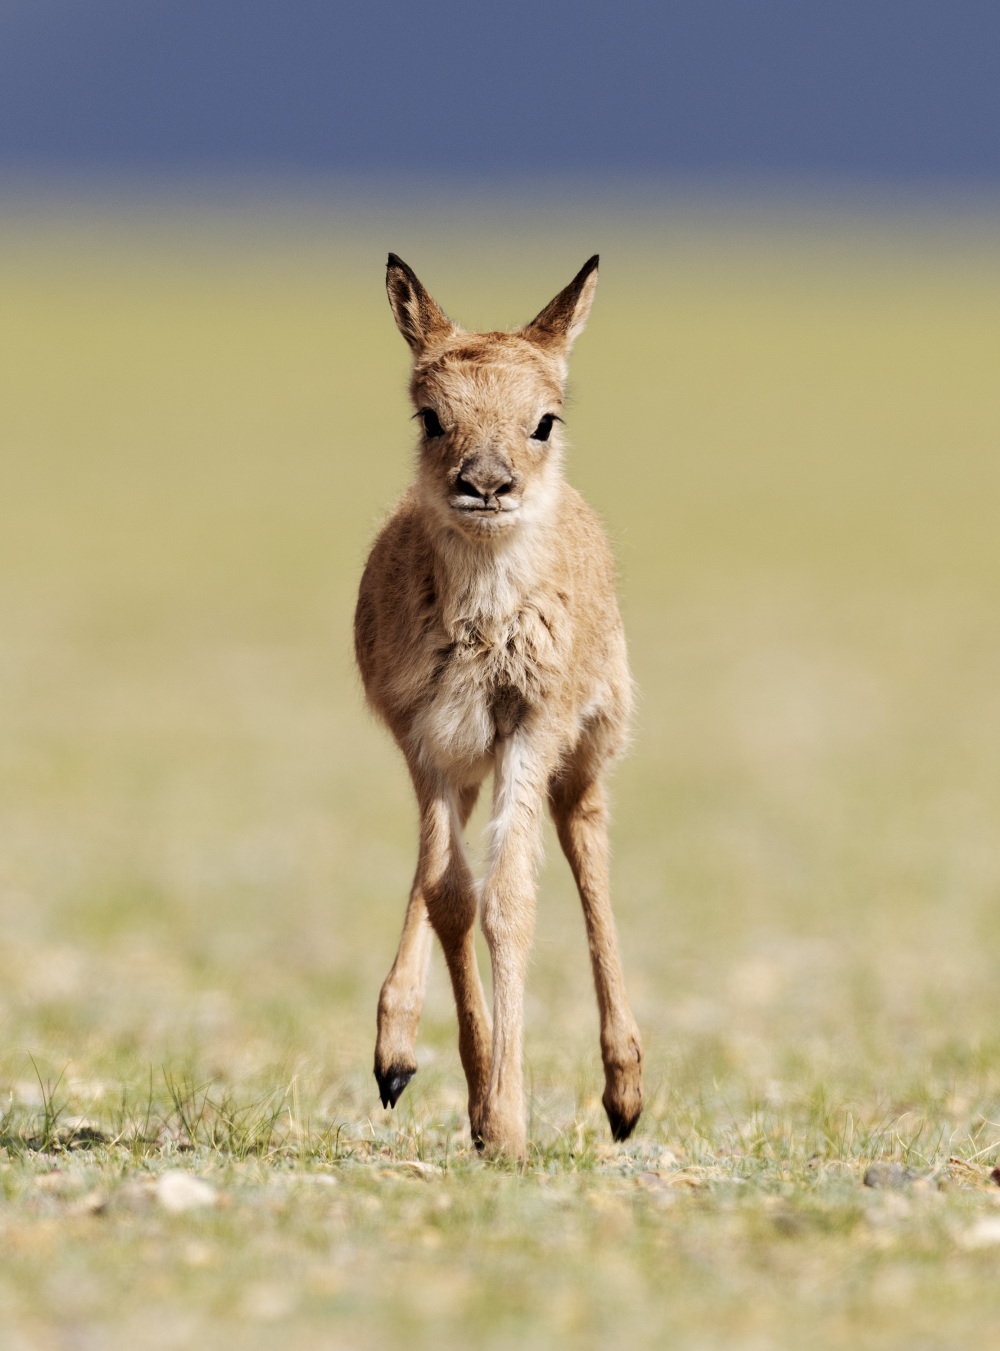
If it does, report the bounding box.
[387,252,403,268]
[585,254,599,272]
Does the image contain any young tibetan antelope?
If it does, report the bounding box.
[354,254,642,1158]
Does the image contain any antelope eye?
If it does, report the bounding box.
[531,413,556,442]
[420,407,444,438]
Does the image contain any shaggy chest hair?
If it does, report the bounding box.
[412,539,561,775]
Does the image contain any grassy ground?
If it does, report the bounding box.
[1,194,1000,1348]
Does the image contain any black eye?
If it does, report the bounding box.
[420,407,444,438]
[531,413,557,442]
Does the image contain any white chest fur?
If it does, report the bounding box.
[410,534,559,777]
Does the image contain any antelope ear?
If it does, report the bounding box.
[386,254,454,352]
[520,255,599,354]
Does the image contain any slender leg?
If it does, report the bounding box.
[412,777,492,1132]
[374,878,434,1107]
[478,735,548,1158]
[374,783,484,1111]
[549,770,643,1141]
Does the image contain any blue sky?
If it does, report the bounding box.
[0,0,997,180]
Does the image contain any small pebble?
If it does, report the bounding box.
[863,1162,918,1190]
[959,1216,1000,1249]
[156,1171,218,1213]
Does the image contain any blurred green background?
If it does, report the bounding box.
[2,196,1000,1347]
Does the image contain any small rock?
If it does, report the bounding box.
[959,1216,1000,1250]
[156,1171,218,1213]
[863,1162,918,1190]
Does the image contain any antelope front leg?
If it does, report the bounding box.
[374,881,433,1108]
[374,785,481,1110]
[478,736,548,1159]
[550,774,643,1141]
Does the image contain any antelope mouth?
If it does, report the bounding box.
[451,500,521,520]
[452,508,521,533]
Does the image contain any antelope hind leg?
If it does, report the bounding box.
[550,772,643,1141]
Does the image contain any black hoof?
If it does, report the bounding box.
[375,1064,415,1109]
[605,1103,641,1143]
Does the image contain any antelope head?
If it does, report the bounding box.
[385,253,599,541]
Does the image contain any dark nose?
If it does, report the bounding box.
[454,460,514,505]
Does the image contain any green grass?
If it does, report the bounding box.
[2,194,1000,1348]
